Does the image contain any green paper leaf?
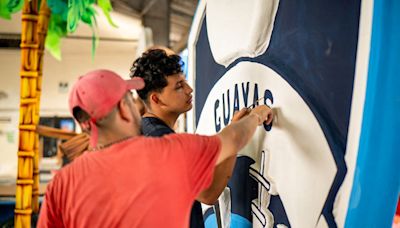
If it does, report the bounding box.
[67,0,85,33]
[8,0,24,14]
[47,0,68,20]
[91,27,99,61]
[45,30,62,60]
[81,4,96,25]
[0,0,12,19]
[97,0,117,28]
[45,13,67,60]
[0,0,23,19]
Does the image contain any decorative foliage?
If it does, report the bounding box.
[48,0,117,59]
[0,0,24,19]
[0,0,118,59]
[46,13,67,60]
[97,0,117,27]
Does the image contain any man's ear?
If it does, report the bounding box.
[118,98,132,122]
[150,93,159,104]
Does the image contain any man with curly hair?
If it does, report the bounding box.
[130,48,191,137]
[130,48,249,228]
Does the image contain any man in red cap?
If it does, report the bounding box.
[38,69,273,227]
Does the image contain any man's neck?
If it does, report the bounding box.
[144,110,179,129]
[96,129,140,149]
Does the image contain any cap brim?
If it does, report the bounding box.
[126,77,145,90]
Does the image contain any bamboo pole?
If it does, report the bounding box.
[15,0,39,227]
[32,0,50,214]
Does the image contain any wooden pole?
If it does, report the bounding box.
[32,0,50,214]
[15,0,39,227]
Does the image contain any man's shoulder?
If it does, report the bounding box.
[141,117,174,137]
[51,152,94,183]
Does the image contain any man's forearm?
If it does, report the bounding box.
[231,113,261,149]
[216,113,260,165]
[204,113,260,202]
[197,156,237,205]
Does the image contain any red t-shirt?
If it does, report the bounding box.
[38,134,221,228]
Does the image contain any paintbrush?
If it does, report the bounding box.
[246,96,266,109]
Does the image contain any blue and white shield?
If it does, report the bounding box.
[187,0,400,227]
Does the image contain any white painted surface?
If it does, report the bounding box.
[196,62,336,228]
[206,0,279,67]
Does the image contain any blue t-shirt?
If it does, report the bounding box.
[141,117,205,228]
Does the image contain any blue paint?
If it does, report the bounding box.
[213,83,273,132]
[262,90,274,131]
[204,213,252,228]
[345,0,400,227]
[230,214,252,228]
[242,82,250,107]
[222,90,231,126]
[214,99,221,132]
[233,84,240,113]
[204,213,218,228]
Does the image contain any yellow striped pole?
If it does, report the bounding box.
[15,0,39,227]
[32,0,50,214]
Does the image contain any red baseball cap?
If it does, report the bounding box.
[69,69,144,120]
[69,69,144,147]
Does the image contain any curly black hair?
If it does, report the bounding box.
[129,49,183,102]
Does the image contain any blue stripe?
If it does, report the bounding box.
[345,0,400,227]
[204,213,251,228]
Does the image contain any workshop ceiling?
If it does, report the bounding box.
[112,0,198,52]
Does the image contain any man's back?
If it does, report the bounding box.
[141,116,174,137]
[38,134,220,228]
[141,116,206,228]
